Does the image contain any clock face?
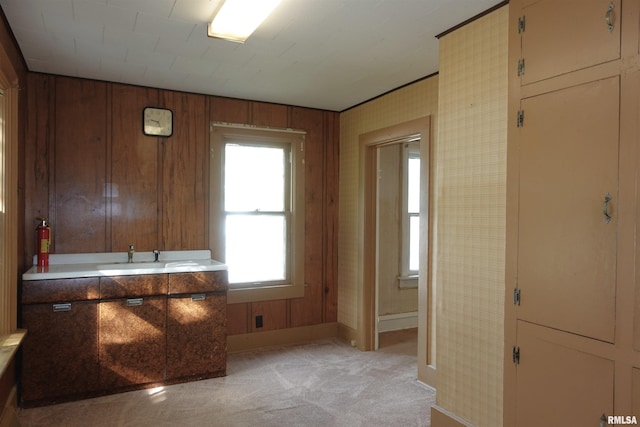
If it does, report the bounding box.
[143,107,173,137]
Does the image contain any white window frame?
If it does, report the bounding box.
[398,140,420,289]
[209,123,305,304]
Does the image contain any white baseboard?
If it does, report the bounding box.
[377,311,418,333]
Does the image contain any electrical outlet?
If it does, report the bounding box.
[255,315,263,329]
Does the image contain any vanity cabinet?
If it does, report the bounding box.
[20,270,228,407]
[167,272,228,379]
[21,278,100,404]
[98,274,167,390]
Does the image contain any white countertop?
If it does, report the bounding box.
[22,250,227,281]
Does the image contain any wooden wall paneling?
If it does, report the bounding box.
[250,300,287,332]
[24,74,53,266]
[289,107,324,327]
[0,8,26,84]
[250,101,288,128]
[110,84,160,251]
[209,96,249,124]
[323,111,339,322]
[161,91,207,250]
[16,70,27,279]
[53,77,108,253]
[226,303,249,335]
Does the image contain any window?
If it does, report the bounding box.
[210,124,305,303]
[399,141,420,285]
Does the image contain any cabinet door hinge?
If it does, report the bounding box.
[513,346,520,364]
[517,58,525,76]
[516,110,525,127]
[513,288,521,305]
[518,16,526,33]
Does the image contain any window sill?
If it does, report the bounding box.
[227,282,305,304]
[0,329,27,378]
[397,275,418,289]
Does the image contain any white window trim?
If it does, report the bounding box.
[209,123,305,304]
[398,140,420,289]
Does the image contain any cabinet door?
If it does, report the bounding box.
[99,296,166,389]
[21,301,99,403]
[515,321,614,426]
[520,0,621,84]
[166,293,227,379]
[517,77,619,342]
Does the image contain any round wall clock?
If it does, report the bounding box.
[143,107,173,137]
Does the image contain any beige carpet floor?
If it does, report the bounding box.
[18,329,435,426]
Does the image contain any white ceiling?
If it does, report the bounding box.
[0,0,503,111]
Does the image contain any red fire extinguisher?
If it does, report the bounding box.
[36,217,51,267]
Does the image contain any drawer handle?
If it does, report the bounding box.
[53,303,71,312]
[127,298,143,307]
[191,294,206,302]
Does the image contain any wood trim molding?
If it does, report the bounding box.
[337,322,358,347]
[227,322,338,353]
[358,116,432,360]
[431,405,476,427]
[435,1,509,39]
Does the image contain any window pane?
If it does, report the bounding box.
[409,215,419,272]
[225,214,286,283]
[225,144,285,211]
[408,156,420,213]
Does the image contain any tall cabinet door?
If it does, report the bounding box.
[517,76,619,343]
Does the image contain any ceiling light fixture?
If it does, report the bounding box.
[207,0,282,43]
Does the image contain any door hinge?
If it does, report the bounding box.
[513,346,520,364]
[518,16,526,33]
[517,58,525,76]
[516,110,525,127]
[513,288,521,305]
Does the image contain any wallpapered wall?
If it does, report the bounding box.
[434,6,508,427]
[336,5,507,425]
[338,75,439,334]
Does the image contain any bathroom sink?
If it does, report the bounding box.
[97,262,165,270]
[23,250,227,280]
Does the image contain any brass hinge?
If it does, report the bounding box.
[513,288,521,305]
[517,58,525,76]
[516,110,525,128]
[513,346,520,364]
[518,16,526,33]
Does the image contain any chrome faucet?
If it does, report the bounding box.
[128,245,135,263]
[153,249,160,262]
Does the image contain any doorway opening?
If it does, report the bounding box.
[358,116,434,385]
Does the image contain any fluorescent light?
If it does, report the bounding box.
[208,0,282,43]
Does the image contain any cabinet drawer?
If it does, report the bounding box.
[168,271,228,294]
[22,277,99,304]
[100,274,167,299]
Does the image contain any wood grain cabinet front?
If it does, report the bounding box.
[166,292,227,380]
[98,295,167,390]
[21,277,101,406]
[21,271,227,406]
[21,300,100,405]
